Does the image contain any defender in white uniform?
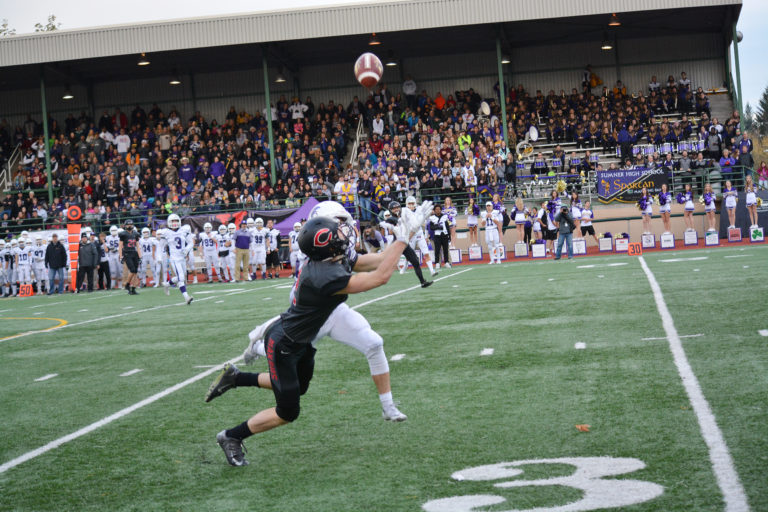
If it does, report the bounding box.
[288,221,305,278]
[153,229,168,287]
[250,218,269,280]
[15,238,33,285]
[198,222,221,282]
[226,223,237,279]
[404,196,436,277]
[158,214,194,304]
[242,199,434,422]
[214,224,234,282]
[266,220,281,278]
[481,201,503,264]
[32,237,47,293]
[105,225,123,289]
[138,227,156,286]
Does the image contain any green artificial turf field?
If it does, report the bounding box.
[0,244,766,512]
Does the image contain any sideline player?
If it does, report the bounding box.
[15,238,32,288]
[31,237,47,294]
[138,227,156,287]
[265,219,281,278]
[205,213,415,466]
[105,225,123,289]
[250,218,269,280]
[481,200,503,264]
[159,214,195,304]
[198,222,220,283]
[215,224,234,283]
[153,228,169,288]
[118,219,142,295]
[226,223,237,280]
[383,201,434,287]
[288,221,304,278]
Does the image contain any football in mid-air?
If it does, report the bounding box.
[354,52,383,89]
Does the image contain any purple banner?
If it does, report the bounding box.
[597,167,669,204]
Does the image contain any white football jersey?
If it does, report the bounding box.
[159,226,193,260]
[214,233,231,253]
[15,246,32,265]
[251,227,269,251]
[267,228,280,251]
[139,238,156,259]
[481,210,502,233]
[198,232,219,254]
[289,231,300,252]
[32,245,46,264]
[105,234,121,255]
[153,236,167,261]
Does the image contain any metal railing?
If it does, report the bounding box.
[1,144,21,192]
[347,115,365,171]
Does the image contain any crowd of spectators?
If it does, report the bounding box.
[0,68,753,235]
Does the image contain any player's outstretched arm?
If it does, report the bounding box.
[337,239,408,295]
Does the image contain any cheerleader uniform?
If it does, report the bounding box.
[641,195,654,216]
[513,206,528,225]
[580,208,595,236]
[684,191,695,212]
[704,195,716,213]
[465,205,479,228]
[571,201,582,221]
[723,186,737,210]
[745,184,757,207]
[444,205,457,227]
[532,212,542,234]
[658,192,671,214]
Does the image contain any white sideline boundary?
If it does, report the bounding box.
[638,256,749,512]
[0,268,471,474]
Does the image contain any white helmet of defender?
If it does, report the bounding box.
[11,239,18,247]
[36,237,43,246]
[20,230,29,238]
[109,225,119,236]
[203,222,212,233]
[405,195,417,210]
[218,224,227,235]
[246,218,255,228]
[255,217,264,228]
[382,210,391,220]
[141,227,151,238]
[18,238,25,247]
[227,223,236,234]
[293,221,302,231]
[167,214,181,230]
[309,200,354,227]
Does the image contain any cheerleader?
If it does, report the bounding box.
[658,183,672,234]
[570,191,582,238]
[465,196,479,246]
[723,180,738,229]
[492,192,507,233]
[531,207,541,243]
[443,196,458,248]
[744,175,758,228]
[638,186,654,234]
[580,200,599,245]
[511,197,528,243]
[680,183,695,231]
[702,183,717,232]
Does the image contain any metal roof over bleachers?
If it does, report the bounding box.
[0,0,741,72]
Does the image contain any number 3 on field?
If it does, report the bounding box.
[422,457,663,512]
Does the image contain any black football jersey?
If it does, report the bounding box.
[119,230,141,254]
[280,258,352,343]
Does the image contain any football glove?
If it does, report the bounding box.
[414,200,434,229]
[393,217,412,242]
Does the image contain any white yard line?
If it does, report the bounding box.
[480,348,494,356]
[31,302,63,309]
[0,268,471,474]
[641,334,704,341]
[659,256,709,263]
[119,369,143,377]
[34,373,58,382]
[390,354,406,361]
[638,256,749,512]
[724,255,750,259]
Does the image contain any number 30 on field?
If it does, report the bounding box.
[422,457,663,512]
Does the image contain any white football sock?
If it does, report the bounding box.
[379,391,393,407]
[426,260,434,274]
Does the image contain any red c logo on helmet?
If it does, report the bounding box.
[313,228,331,247]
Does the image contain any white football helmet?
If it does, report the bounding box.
[0,240,5,249]
[227,223,236,234]
[18,238,25,247]
[203,222,212,233]
[20,230,29,238]
[11,239,18,247]
[218,224,227,235]
[167,213,181,230]
[293,221,302,232]
[309,200,354,227]
[141,227,151,238]
[246,218,255,228]
[382,210,391,220]
[36,237,43,246]
[255,218,264,228]
[405,195,417,210]
[109,225,119,236]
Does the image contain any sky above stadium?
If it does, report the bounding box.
[4,0,766,111]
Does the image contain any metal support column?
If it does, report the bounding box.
[190,72,197,116]
[731,22,744,120]
[40,73,53,204]
[613,36,621,84]
[495,35,508,147]
[262,46,277,185]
